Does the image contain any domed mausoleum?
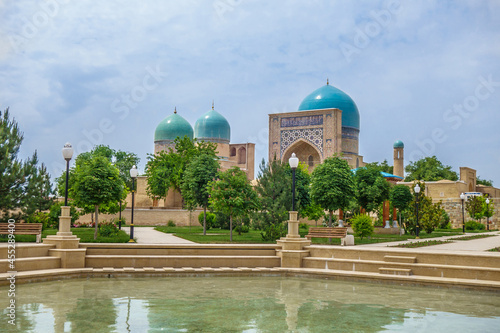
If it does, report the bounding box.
[194,105,231,144]
[154,108,193,153]
[269,80,365,170]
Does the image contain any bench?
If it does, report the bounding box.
[0,223,43,243]
[306,227,348,243]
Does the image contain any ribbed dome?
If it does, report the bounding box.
[154,110,194,142]
[194,106,230,143]
[393,140,404,148]
[298,82,360,129]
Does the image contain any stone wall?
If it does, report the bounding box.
[440,198,499,229]
[77,208,204,227]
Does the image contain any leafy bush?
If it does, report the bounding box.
[48,202,80,229]
[261,223,287,241]
[167,220,176,227]
[25,211,51,229]
[234,225,250,233]
[198,212,216,229]
[439,210,451,229]
[351,214,374,240]
[99,221,119,237]
[465,220,485,231]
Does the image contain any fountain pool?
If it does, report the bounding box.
[1,276,499,332]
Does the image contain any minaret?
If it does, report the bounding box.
[393,140,404,178]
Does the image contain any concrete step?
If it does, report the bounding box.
[384,255,417,263]
[0,244,55,259]
[0,257,61,273]
[304,257,500,281]
[379,267,412,276]
[86,255,281,269]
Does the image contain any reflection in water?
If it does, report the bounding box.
[0,277,499,332]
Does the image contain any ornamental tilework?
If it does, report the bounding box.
[280,128,323,157]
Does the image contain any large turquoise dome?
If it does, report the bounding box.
[154,110,194,142]
[298,82,360,129]
[194,106,231,143]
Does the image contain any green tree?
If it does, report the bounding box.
[71,156,125,239]
[22,154,55,218]
[354,166,390,213]
[57,145,138,223]
[285,161,312,213]
[364,160,393,174]
[145,136,217,200]
[476,177,493,187]
[302,203,325,227]
[404,156,458,182]
[0,108,53,222]
[403,183,443,235]
[208,167,258,241]
[390,184,413,228]
[465,195,486,221]
[181,153,219,235]
[484,197,494,227]
[310,157,355,226]
[252,159,291,230]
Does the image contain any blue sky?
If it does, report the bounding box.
[1,0,500,187]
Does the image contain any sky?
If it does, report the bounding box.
[1,0,500,187]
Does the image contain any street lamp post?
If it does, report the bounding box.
[414,184,420,239]
[62,143,74,207]
[460,193,466,233]
[129,165,138,242]
[288,153,299,212]
[486,198,490,231]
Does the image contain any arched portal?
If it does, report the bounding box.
[282,139,322,173]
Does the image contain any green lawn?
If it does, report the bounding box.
[0,228,130,243]
[154,226,276,243]
[154,226,476,245]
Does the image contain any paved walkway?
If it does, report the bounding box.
[121,227,194,244]
[357,231,500,252]
[120,226,500,252]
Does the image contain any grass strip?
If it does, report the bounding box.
[448,234,495,241]
[391,239,453,248]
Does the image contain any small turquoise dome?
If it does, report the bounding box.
[194,106,230,143]
[298,82,360,129]
[393,140,404,148]
[154,109,193,142]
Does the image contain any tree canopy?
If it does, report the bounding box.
[310,156,355,226]
[404,156,458,182]
[354,166,390,213]
[208,167,258,241]
[364,160,393,174]
[476,177,493,187]
[71,155,125,239]
[145,136,217,200]
[181,153,219,235]
[0,108,54,222]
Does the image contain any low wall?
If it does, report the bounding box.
[77,208,204,227]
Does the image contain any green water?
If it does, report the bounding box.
[1,276,499,332]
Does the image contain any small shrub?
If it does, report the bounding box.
[26,211,50,230]
[439,210,451,229]
[465,221,485,231]
[99,221,119,237]
[351,214,374,240]
[167,220,176,227]
[234,225,249,233]
[198,212,216,229]
[261,223,287,241]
